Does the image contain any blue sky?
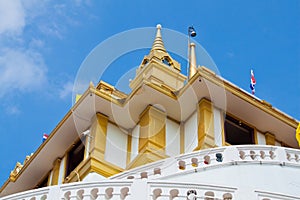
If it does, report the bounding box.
[0,0,299,185]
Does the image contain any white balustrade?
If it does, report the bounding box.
[59,181,132,200]
[285,148,300,163]
[148,181,236,200]
[236,146,277,162]
[0,187,49,200]
[108,145,300,182]
[2,146,300,200]
[174,147,227,172]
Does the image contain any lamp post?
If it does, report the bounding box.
[188,26,197,38]
[187,26,197,79]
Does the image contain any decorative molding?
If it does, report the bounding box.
[64,156,123,183]
[9,162,23,182]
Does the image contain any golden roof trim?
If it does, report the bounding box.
[196,66,299,128]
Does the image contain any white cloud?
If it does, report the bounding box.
[29,38,45,49]
[59,81,74,100]
[0,1,93,102]
[0,1,51,99]
[5,105,21,115]
[0,48,48,97]
[38,22,64,39]
[0,0,25,35]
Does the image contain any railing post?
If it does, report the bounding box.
[223,146,239,162]
[46,185,60,200]
[277,147,288,162]
[130,179,148,199]
[67,189,80,200]
[81,188,93,200]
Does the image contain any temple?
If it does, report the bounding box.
[0,24,299,200]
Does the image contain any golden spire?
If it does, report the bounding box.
[188,42,197,79]
[151,24,167,52]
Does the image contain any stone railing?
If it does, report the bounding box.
[0,180,133,200]
[111,145,300,180]
[0,187,49,200]
[1,145,300,200]
[3,179,300,200]
[148,181,236,199]
[0,180,237,200]
[60,181,132,200]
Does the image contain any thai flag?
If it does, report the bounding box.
[250,69,256,95]
[42,133,49,142]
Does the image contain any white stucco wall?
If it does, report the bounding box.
[184,112,198,153]
[213,108,223,147]
[82,172,105,182]
[105,123,128,169]
[257,131,266,145]
[164,164,300,198]
[131,125,140,162]
[165,119,180,157]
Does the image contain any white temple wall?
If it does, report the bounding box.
[82,172,105,182]
[257,131,266,145]
[213,108,223,147]
[184,111,198,153]
[164,164,300,198]
[105,123,128,169]
[130,125,139,162]
[165,118,180,157]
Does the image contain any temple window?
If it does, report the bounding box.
[224,115,255,145]
[162,57,172,66]
[66,138,85,177]
[143,59,148,65]
[36,173,49,188]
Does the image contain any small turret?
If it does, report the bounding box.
[129,24,186,91]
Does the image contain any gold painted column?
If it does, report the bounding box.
[87,112,123,177]
[51,158,61,185]
[128,106,167,168]
[196,99,215,150]
[90,112,108,160]
[126,132,132,165]
[139,106,166,152]
[265,132,276,145]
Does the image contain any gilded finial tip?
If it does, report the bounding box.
[89,81,94,87]
[156,24,162,29]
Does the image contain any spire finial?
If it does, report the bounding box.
[189,43,197,79]
[151,24,167,52]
